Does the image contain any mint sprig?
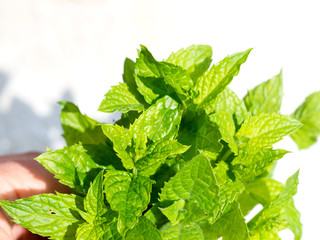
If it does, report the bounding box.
[1,44,319,239]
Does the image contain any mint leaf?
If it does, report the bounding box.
[238,178,284,216]
[178,113,222,160]
[130,96,182,159]
[135,139,189,177]
[208,87,248,126]
[237,190,260,217]
[212,161,244,214]
[125,216,162,240]
[166,45,212,81]
[36,143,118,193]
[122,58,147,105]
[130,95,182,142]
[157,160,244,227]
[134,45,193,104]
[149,160,185,204]
[250,231,281,240]
[82,171,107,221]
[248,171,302,239]
[246,178,284,205]
[101,124,134,170]
[290,91,320,149]
[182,200,208,224]
[159,199,186,225]
[236,113,302,153]
[77,171,120,239]
[244,71,283,116]
[104,170,153,235]
[232,149,288,181]
[115,111,141,129]
[103,96,183,169]
[0,193,83,239]
[144,203,168,228]
[160,222,204,240]
[133,45,166,104]
[76,220,121,240]
[192,49,252,110]
[159,154,221,221]
[209,112,238,154]
[59,101,107,146]
[98,83,145,113]
[200,202,250,240]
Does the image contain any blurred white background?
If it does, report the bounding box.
[0,0,319,239]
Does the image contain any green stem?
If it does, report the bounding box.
[220,149,233,162]
[133,167,138,175]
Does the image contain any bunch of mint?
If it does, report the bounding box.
[1,45,320,240]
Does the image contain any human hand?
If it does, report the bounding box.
[0,152,69,240]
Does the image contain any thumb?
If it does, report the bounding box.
[0,152,69,239]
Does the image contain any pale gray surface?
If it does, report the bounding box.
[0,1,319,238]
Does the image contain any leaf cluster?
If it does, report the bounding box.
[1,45,320,239]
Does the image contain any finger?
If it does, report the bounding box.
[0,152,69,240]
[12,224,47,240]
[0,152,69,201]
[1,209,47,240]
[0,208,13,240]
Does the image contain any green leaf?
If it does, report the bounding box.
[208,87,248,126]
[246,178,284,206]
[150,160,185,204]
[134,45,166,103]
[244,71,283,116]
[101,124,134,170]
[157,61,194,94]
[160,160,243,225]
[82,171,108,222]
[286,200,302,240]
[135,139,189,177]
[76,221,122,240]
[116,111,141,129]
[159,200,186,225]
[77,172,121,239]
[178,114,222,161]
[159,154,221,221]
[181,200,208,224]
[232,149,288,181]
[192,49,252,110]
[209,112,238,154]
[290,91,320,149]
[166,45,212,81]
[250,231,281,240]
[160,222,204,240]
[134,45,193,104]
[98,83,145,113]
[122,58,147,105]
[125,216,162,240]
[144,203,168,228]
[237,190,260,217]
[104,170,153,235]
[212,161,244,214]
[238,178,284,216]
[36,143,118,193]
[0,193,83,240]
[82,144,125,171]
[248,171,302,240]
[130,96,182,159]
[236,113,302,153]
[200,202,250,240]
[59,101,107,146]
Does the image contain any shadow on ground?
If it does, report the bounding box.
[0,71,73,154]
